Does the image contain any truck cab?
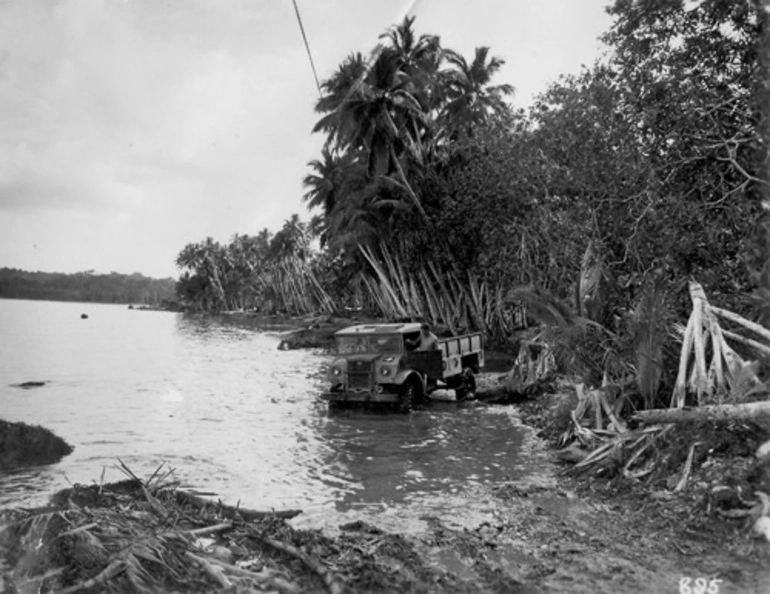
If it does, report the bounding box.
[321,323,484,413]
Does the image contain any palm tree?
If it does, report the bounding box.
[379,16,444,113]
[314,46,430,219]
[302,147,356,216]
[270,214,310,262]
[442,46,514,134]
[313,52,369,149]
[380,16,439,73]
[175,238,230,311]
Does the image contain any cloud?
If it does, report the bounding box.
[0,0,303,215]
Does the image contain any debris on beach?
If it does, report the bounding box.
[0,461,452,593]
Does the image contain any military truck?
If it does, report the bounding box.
[321,322,484,413]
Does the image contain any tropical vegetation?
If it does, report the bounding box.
[176,0,768,409]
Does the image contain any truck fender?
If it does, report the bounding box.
[393,370,423,390]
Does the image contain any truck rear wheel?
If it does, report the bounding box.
[399,379,421,414]
[456,369,477,401]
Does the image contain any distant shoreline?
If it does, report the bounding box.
[0,295,182,311]
[0,267,177,307]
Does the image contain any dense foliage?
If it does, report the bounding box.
[0,268,175,305]
[177,1,768,394]
[302,2,766,326]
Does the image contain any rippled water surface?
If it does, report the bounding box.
[0,299,547,530]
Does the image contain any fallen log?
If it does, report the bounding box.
[634,401,770,425]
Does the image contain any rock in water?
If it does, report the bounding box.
[14,381,46,389]
[0,419,74,470]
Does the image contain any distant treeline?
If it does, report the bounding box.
[0,268,177,306]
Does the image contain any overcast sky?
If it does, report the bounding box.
[0,0,612,279]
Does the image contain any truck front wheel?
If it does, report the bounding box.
[399,379,421,414]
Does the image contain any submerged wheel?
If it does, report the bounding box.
[399,379,421,414]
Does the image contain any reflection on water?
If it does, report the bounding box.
[0,299,549,530]
[313,407,527,506]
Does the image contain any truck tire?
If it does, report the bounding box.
[399,379,421,414]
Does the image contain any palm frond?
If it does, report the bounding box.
[506,286,577,328]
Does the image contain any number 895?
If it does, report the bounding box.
[679,577,722,594]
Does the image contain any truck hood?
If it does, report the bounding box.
[345,353,382,364]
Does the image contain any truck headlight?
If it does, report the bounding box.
[380,367,391,376]
[332,367,342,376]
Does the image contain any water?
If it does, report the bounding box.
[0,299,549,531]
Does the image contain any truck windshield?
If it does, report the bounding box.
[336,336,367,354]
[336,335,402,354]
[369,335,401,353]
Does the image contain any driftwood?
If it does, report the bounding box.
[634,401,770,425]
[174,490,302,521]
[186,552,300,594]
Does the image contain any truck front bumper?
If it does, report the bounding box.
[321,391,400,404]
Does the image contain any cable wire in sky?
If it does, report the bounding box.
[291,0,322,98]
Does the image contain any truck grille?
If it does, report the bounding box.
[347,360,372,390]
